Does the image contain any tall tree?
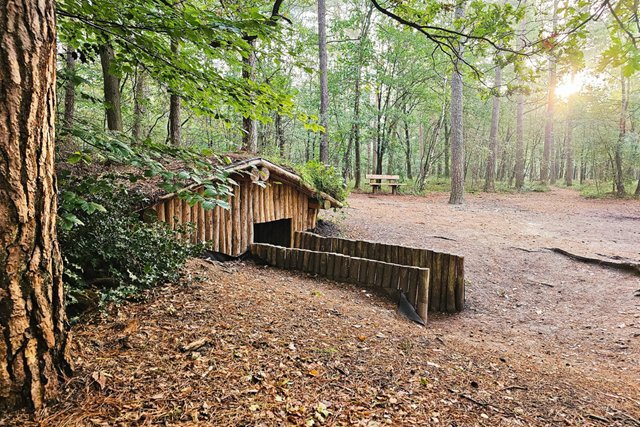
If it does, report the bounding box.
[62,45,77,152]
[615,68,627,196]
[565,69,575,186]
[132,69,145,141]
[242,41,258,153]
[0,0,73,410]
[483,60,502,192]
[99,42,123,131]
[514,0,527,189]
[449,1,466,205]
[318,0,329,162]
[168,38,182,146]
[540,0,558,185]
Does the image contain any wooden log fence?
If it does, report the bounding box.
[250,243,430,323]
[292,231,464,313]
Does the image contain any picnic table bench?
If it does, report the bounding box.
[365,174,406,195]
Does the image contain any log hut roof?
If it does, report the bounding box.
[146,157,343,210]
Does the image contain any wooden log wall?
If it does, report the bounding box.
[152,178,320,256]
[250,243,429,323]
[293,231,464,313]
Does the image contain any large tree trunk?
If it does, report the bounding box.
[132,69,145,141]
[99,43,123,131]
[541,0,558,185]
[242,42,258,153]
[615,68,627,197]
[61,45,77,153]
[449,1,466,204]
[483,63,502,192]
[169,39,182,146]
[318,0,329,163]
[0,0,73,410]
[405,120,412,179]
[514,0,527,189]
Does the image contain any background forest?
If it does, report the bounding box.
[57,0,640,200]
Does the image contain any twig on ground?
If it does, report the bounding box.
[545,247,640,274]
[427,235,457,241]
[584,414,610,423]
[500,385,528,391]
[526,280,554,288]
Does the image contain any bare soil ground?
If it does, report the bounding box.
[3,187,639,426]
[324,188,640,383]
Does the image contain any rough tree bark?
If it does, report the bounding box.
[448,1,466,205]
[483,62,502,192]
[541,0,558,185]
[99,43,123,131]
[132,69,145,141]
[318,0,329,163]
[0,0,74,410]
[169,39,182,147]
[514,0,527,189]
[241,42,258,153]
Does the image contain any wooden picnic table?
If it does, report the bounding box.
[365,174,406,195]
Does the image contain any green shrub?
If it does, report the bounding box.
[59,174,204,307]
[298,160,348,203]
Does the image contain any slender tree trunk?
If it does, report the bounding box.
[483,63,502,192]
[541,0,558,184]
[514,0,527,189]
[616,68,627,196]
[99,43,123,131]
[449,1,466,204]
[242,42,258,153]
[133,69,145,141]
[276,114,285,158]
[444,120,450,177]
[318,0,329,162]
[348,4,373,189]
[565,71,575,186]
[0,0,74,410]
[62,46,77,153]
[168,39,182,146]
[405,121,412,179]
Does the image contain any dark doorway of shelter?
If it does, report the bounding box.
[254,218,292,247]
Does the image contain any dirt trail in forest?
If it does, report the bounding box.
[324,187,640,383]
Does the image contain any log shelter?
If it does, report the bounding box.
[147,158,343,256]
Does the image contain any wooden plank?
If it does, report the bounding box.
[259,184,265,223]
[430,253,442,312]
[232,185,241,254]
[349,257,361,283]
[447,255,457,313]
[247,183,254,245]
[365,174,400,180]
[358,259,369,285]
[340,255,350,280]
[326,253,335,279]
[319,252,328,276]
[205,203,213,245]
[212,206,220,251]
[455,256,465,312]
[367,259,377,286]
[174,198,182,230]
[190,199,198,244]
[440,254,450,311]
[157,203,165,223]
[198,189,206,244]
[416,268,430,323]
[373,262,385,287]
[302,195,308,230]
[218,206,226,253]
[225,199,232,254]
[407,268,418,306]
[240,182,248,251]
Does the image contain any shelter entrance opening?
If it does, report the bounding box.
[253,218,292,248]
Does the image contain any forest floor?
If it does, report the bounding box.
[4,187,640,426]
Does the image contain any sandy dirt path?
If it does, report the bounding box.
[324,188,640,384]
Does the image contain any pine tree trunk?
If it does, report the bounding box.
[276,114,285,158]
[99,43,123,131]
[133,70,145,141]
[483,64,502,192]
[242,42,258,153]
[448,2,466,205]
[514,0,527,189]
[62,46,77,153]
[405,121,412,179]
[541,0,558,184]
[169,39,182,146]
[0,0,73,410]
[318,0,329,163]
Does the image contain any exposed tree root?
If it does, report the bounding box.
[545,247,640,275]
